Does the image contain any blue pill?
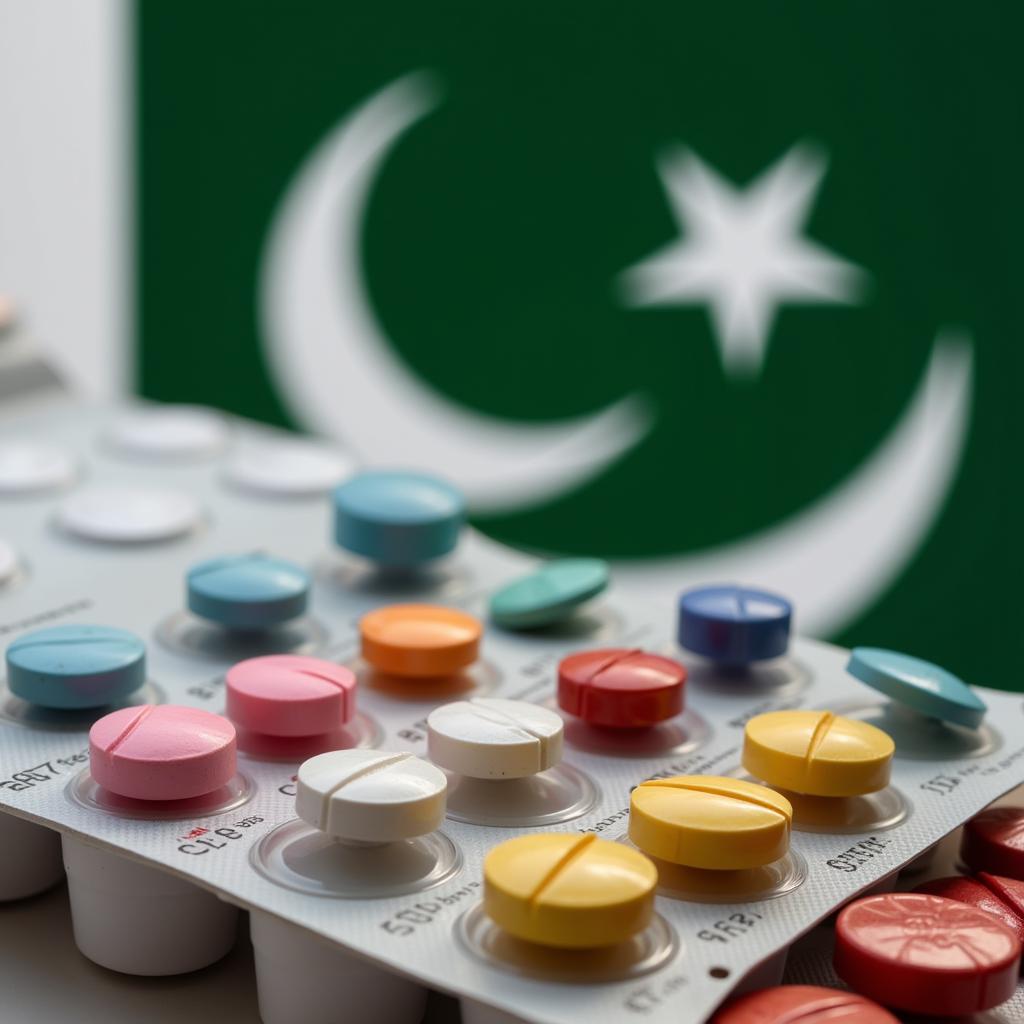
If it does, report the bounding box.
[6,625,146,709]
[187,554,310,629]
[677,585,792,665]
[846,647,987,729]
[333,470,465,567]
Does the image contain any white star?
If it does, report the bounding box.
[618,144,868,377]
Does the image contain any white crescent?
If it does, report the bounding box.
[261,72,974,636]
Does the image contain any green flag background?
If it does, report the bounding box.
[137,2,1024,690]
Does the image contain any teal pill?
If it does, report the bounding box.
[489,558,610,629]
[846,647,987,729]
[188,553,310,629]
[6,625,146,709]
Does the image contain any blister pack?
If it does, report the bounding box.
[1,385,1023,1024]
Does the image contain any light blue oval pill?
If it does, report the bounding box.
[333,471,465,567]
[187,554,310,629]
[6,625,146,709]
[489,558,610,629]
[846,647,987,729]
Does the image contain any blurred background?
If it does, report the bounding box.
[1,0,1021,689]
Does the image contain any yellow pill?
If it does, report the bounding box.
[629,776,792,870]
[743,710,894,797]
[483,833,657,949]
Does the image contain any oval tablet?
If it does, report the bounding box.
[0,441,76,495]
[89,705,236,801]
[743,710,894,797]
[296,749,447,842]
[712,985,899,1024]
[629,776,791,870]
[834,892,1021,1016]
[225,655,355,737]
[105,406,227,460]
[558,648,686,728]
[187,554,310,629]
[360,604,481,678]
[483,833,657,949]
[961,806,1024,880]
[489,559,609,629]
[333,470,464,567]
[59,485,201,543]
[678,585,791,664]
[427,698,563,779]
[6,624,146,710]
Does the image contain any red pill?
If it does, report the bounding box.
[915,872,1024,946]
[557,648,686,728]
[712,984,898,1024]
[834,892,1020,1016]
[962,806,1024,880]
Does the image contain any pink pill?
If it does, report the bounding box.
[225,655,356,737]
[89,705,236,801]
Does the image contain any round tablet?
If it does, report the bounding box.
[0,441,76,494]
[89,705,236,801]
[483,833,657,949]
[0,540,16,584]
[223,441,354,497]
[296,749,447,842]
[914,874,1024,945]
[629,776,791,870]
[961,807,1024,880]
[678,585,791,664]
[58,485,201,543]
[360,604,482,678]
[225,655,355,737]
[557,648,686,728]
[489,559,610,629]
[847,647,986,729]
[6,624,146,710]
[743,709,894,797]
[333,470,465,567]
[187,554,310,629]
[427,698,563,779]
[712,985,899,1024]
[105,406,227,460]
[834,892,1021,1016]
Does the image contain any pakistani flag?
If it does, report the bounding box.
[136,3,1022,690]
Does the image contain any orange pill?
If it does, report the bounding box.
[360,604,482,678]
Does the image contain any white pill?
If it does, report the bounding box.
[0,441,76,494]
[296,750,447,843]
[0,540,17,584]
[427,697,563,780]
[105,406,227,460]
[58,485,201,542]
[223,441,354,497]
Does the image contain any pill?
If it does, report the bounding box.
[105,406,227,460]
[557,648,686,728]
[846,647,986,729]
[427,698,563,779]
[360,604,482,678]
[483,833,657,949]
[296,749,447,842]
[678,585,791,664]
[914,873,1024,945]
[333,470,464,567]
[58,485,201,542]
[629,775,792,870]
[743,710,894,797]
[0,540,17,585]
[225,655,356,737]
[834,892,1021,1016]
[711,985,899,1024]
[223,442,354,497]
[187,554,310,629]
[0,441,76,494]
[488,559,610,629]
[6,625,146,710]
[961,807,1024,880]
[89,705,236,801]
